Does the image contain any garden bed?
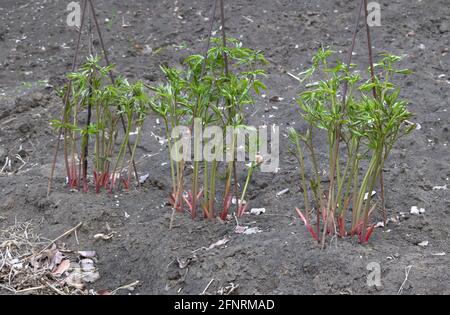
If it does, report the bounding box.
[0,0,449,294]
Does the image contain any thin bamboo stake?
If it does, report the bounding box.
[201,0,218,77]
[362,0,388,230]
[362,0,387,223]
[218,0,239,216]
[322,0,365,247]
[47,0,88,197]
[363,0,378,100]
[191,0,219,218]
[81,4,94,193]
[342,0,364,106]
[88,0,140,187]
[219,0,229,76]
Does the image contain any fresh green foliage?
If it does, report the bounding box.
[289,48,414,245]
[149,38,267,221]
[51,56,150,192]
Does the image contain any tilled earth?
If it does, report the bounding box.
[0,0,449,294]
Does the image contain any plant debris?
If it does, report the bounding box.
[139,173,150,184]
[364,191,377,200]
[94,233,114,241]
[410,206,425,215]
[0,221,99,295]
[276,188,290,197]
[217,282,239,295]
[250,208,266,215]
[0,221,138,295]
[78,251,96,258]
[235,226,262,235]
[207,237,230,251]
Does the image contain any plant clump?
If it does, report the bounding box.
[51,56,149,193]
[149,38,267,222]
[289,48,415,245]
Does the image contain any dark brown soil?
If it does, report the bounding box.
[0,0,449,295]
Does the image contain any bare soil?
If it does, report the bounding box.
[0,0,449,295]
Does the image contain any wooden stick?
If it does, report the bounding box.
[111,280,140,295]
[200,278,215,295]
[201,0,218,77]
[363,0,377,99]
[219,0,229,76]
[342,0,364,107]
[88,0,140,187]
[36,222,83,255]
[47,0,88,197]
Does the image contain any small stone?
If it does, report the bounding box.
[410,206,419,214]
[32,92,43,102]
[433,185,447,191]
[276,188,290,197]
[215,261,225,269]
[18,123,31,134]
[14,96,32,113]
[14,92,48,113]
[269,96,284,103]
[439,21,450,34]
[410,206,425,215]
[250,208,266,215]
[143,45,153,55]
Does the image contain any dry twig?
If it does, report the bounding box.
[397,265,413,295]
